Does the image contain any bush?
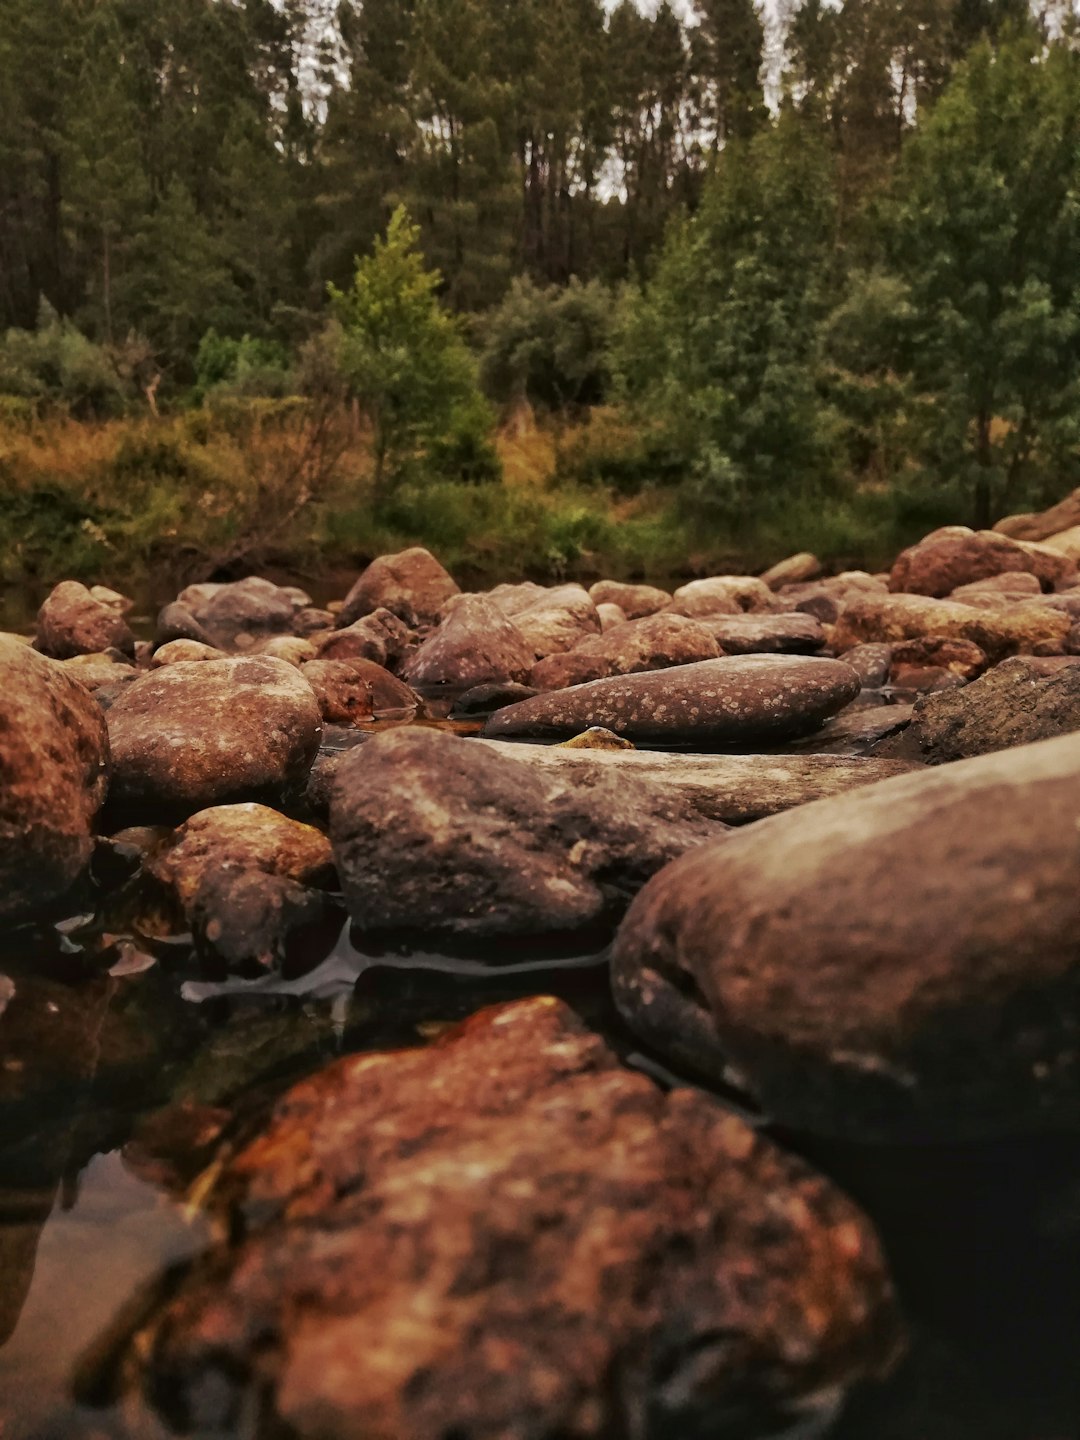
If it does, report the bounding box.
[192,328,294,403]
[0,302,135,419]
[481,276,614,412]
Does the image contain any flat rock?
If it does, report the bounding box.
[106,656,321,821]
[103,998,900,1440]
[910,656,1080,763]
[403,596,535,691]
[35,580,135,659]
[889,526,1076,597]
[530,613,720,691]
[484,656,861,746]
[0,637,110,923]
[612,731,1080,1142]
[995,488,1080,542]
[337,547,459,628]
[698,612,826,655]
[329,728,731,945]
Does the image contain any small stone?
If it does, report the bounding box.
[556,727,635,751]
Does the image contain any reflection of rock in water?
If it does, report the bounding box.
[0,1186,57,1348]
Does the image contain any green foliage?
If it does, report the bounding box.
[480,276,614,412]
[329,207,499,491]
[193,329,293,403]
[0,302,134,418]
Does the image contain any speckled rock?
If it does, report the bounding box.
[105,998,901,1440]
[106,656,321,820]
[697,612,827,655]
[909,656,1080,763]
[484,656,861,746]
[300,658,419,725]
[612,731,1080,1142]
[667,575,777,617]
[402,597,535,691]
[0,636,110,922]
[330,728,731,945]
[889,526,1076,597]
[842,643,894,688]
[530,613,721,690]
[588,579,672,618]
[337,547,459,628]
[35,580,135,660]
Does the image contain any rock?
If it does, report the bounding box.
[951,571,1042,603]
[175,576,308,652]
[290,607,336,637]
[842,643,894,689]
[1042,523,1080,561]
[300,659,420,725]
[596,602,628,631]
[484,581,601,657]
[147,804,338,975]
[531,614,720,691]
[154,602,216,650]
[449,682,539,719]
[779,573,888,626]
[667,575,777,617]
[402,597,535,691]
[888,637,988,692]
[315,608,412,669]
[476,742,917,823]
[994,487,1080,542]
[187,868,341,977]
[60,654,139,693]
[0,637,110,923]
[35,580,136,659]
[697,612,827,655]
[106,656,321,821]
[108,998,900,1440]
[786,703,915,754]
[151,640,224,667]
[301,730,371,821]
[89,584,134,614]
[909,656,1080,763]
[337,547,459,628]
[329,728,731,945]
[760,552,823,589]
[254,636,317,667]
[611,730,1080,1142]
[889,526,1076,598]
[588,579,672,618]
[556,726,635,751]
[833,592,1071,661]
[484,656,861,746]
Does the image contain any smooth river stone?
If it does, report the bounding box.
[483,655,861,745]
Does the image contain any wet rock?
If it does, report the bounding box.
[154,601,216,650]
[530,613,720,690]
[484,655,861,746]
[833,592,1071,661]
[909,656,1080,763]
[35,580,135,660]
[889,526,1076,598]
[188,867,342,977]
[106,656,321,821]
[449,681,539,718]
[760,552,823,589]
[337,546,459,628]
[151,639,224,667]
[300,658,420,725]
[588,579,672,618]
[698,612,827,655]
[612,730,1080,1142]
[402,597,535,690]
[301,730,371,820]
[329,728,731,945]
[110,998,900,1440]
[667,575,777,617]
[843,643,894,689]
[175,576,309,652]
[315,608,412,669]
[888,637,988,692]
[0,636,110,923]
[596,601,628,630]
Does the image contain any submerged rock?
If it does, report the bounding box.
[35,580,135,660]
[612,731,1080,1143]
[106,656,321,820]
[337,547,459,628]
[108,998,901,1440]
[0,637,110,923]
[910,656,1080,763]
[484,655,861,746]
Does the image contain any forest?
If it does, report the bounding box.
[3,0,1080,597]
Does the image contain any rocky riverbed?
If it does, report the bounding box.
[6,520,1080,1438]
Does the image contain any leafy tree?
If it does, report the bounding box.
[481,276,613,411]
[879,37,1080,524]
[329,207,498,493]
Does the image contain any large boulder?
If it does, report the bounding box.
[910,656,1080,763]
[484,656,861,746]
[329,728,731,945]
[612,731,1080,1143]
[833,592,1071,661]
[402,596,535,691]
[106,656,321,820]
[0,637,110,923]
[35,580,135,660]
[889,526,1076,597]
[107,998,901,1440]
[530,613,720,690]
[588,579,672,618]
[337,547,459,628]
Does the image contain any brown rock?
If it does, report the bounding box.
[833,592,1071,661]
[910,656,1080,763]
[532,613,722,692]
[151,640,223,667]
[110,998,900,1440]
[612,730,1080,1142]
[154,602,216,650]
[950,571,1042,603]
[337,547,459,628]
[667,575,777,617]
[175,577,310,652]
[60,653,139,693]
[253,636,318,667]
[697,612,826,655]
[595,602,628,631]
[485,582,601,657]
[588,579,672,618]
[842,643,894,688]
[994,488,1080,542]
[529,651,614,690]
[888,637,988,691]
[402,597,535,691]
[0,637,110,922]
[106,656,321,820]
[484,656,861,746]
[315,608,412,669]
[760,552,823,589]
[889,526,1076,598]
[301,659,419,725]
[35,580,135,659]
